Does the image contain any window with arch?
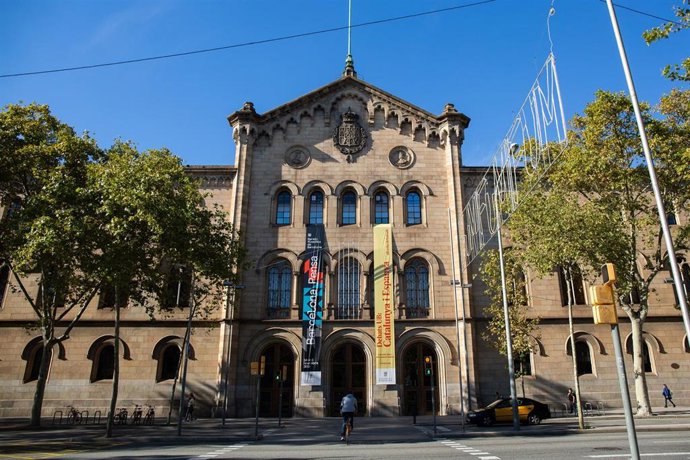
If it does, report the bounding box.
[575,341,592,376]
[405,259,430,318]
[162,265,191,309]
[341,191,357,226]
[158,344,181,382]
[406,190,422,225]
[268,259,292,318]
[276,190,292,225]
[513,351,532,376]
[24,342,46,383]
[374,191,389,224]
[558,265,586,306]
[308,191,324,225]
[642,341,653,373]
[337,257,361,319]
[0,263,9,307]
[93,343,115,381]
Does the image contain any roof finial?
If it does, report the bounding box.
[343,0,356,77]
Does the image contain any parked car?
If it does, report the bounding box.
[467,397,551,426]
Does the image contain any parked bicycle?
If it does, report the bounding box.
[131,405,143,425]
[114,407,128,425]
[143,405,155,425]
[66,406,82,424]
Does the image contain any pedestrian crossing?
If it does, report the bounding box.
[438,438,501,459]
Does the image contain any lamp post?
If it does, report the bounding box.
[221,282,244,426]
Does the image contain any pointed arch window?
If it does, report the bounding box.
[268,260,292,318]
[374,192,389,224]
[337,257,361,319]
[24,342,47,383]
[276,190,292,225]
[308,191,324,225]
[341,191,357,226]
[406,191,422,225]
[405,259,430,318]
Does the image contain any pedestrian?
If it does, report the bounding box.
[567,388,576,414]
[662,384,676,408]
[185,393,196,421]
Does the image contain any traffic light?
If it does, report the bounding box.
[423,356,432,376]
[590,263,618,325]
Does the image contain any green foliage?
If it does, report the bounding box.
[478,249,540,359]
[642,1,690,81]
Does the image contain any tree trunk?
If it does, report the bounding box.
[630,316,652,415]
[105,303,121,438]
[566,270,585,429]
[29,337,54,427]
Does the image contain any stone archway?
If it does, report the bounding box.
[258,342,295,417]
[329,342,366,417]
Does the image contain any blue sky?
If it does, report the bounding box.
[1,0,688,166]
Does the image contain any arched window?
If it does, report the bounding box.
[163,265,191,309]
[337,257,361,319]
[374,192,389,224]
[268,260,292,318]
[94,344,115,381]
[276,190,292,225]
[642,342,653,373]
[405,259,429,318]
[575,341,592,376]
[158,345,181,381]
[341,191,357,226]
[308,191,324,225]
[406,191,422,225]
[513,351,532,376]
[558,265,586,306]
[0,263,9,307]
[24,343,46,383]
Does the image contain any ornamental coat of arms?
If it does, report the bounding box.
[333,108,367,162]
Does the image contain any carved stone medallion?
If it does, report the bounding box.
[285,146,311,169]
[333,108,367,163]
[388,146,415,169]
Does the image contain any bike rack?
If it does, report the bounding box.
[93,410,102,424]
[52,410,63,425]
[79,410,89,424]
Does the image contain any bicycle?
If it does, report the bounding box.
[114,407,128,425]
[66,406,82,425]
[143,405,155,425]
[131,405,143,425]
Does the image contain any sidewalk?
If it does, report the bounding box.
[1,406,689,446]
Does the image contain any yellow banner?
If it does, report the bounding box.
[374,224,396,384]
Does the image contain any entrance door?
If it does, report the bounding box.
[330,343,366,416]
[402,343,438,415]
[258,343,294,417]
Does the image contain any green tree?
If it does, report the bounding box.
[88,142,246,438]
[508,90,690,416]
[643,0,690,82]
[0,103,102,427]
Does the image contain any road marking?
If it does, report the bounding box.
[437,438,501,459]
[586,453,690,458]
[190,443,250,460]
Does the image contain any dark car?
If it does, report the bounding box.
[467,397,551,426]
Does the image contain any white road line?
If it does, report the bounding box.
[469,452,491,456]
[586,453,690,458]
[479,457,501,460]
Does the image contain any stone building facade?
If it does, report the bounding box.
[0,70,687,419]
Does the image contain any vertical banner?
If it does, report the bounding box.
[301,224,325,385]
[374,224,396,384]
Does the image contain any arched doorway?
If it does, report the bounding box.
[330,343,366,416]
[258,343,294,417]
[402,342,438,415]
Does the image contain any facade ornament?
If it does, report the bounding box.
[388,146,415,169]
[333,108,367,163]
[285,146,311,169]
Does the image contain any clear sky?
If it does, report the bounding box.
[1,0,688,166]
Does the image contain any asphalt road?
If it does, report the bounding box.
[2,413,690,459]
